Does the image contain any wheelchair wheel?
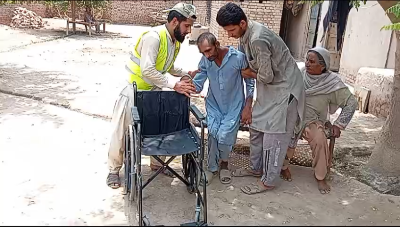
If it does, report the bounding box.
[184,154,200,194]
[124,125,139,226]
[142,216,151,226]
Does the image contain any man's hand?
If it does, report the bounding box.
[174,80,197,97]
[241,68,257,79]
[332,125,342,138]
[241,100,252,125]
[188,69,200,77]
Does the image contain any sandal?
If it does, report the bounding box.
[219,169,232,184]
[200,170,217,186]
[240,182,274,195]
[231,168,262,177]
[107,173,120,189]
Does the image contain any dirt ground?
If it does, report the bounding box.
[1,18,400,226]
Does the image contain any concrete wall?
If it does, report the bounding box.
[355,67,394,118]
[284,2,311,61]
[315,1,395,85]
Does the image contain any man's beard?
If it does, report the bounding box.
[174,24,186,43]
[207,56,217,62]
[207,49,218,62]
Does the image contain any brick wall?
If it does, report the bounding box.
[210,0,284,46]
[104,0,210,26]
[209,1,222,39]
[106,1,180,25]
[0,0,283,40]
[0,1,210,26]
[0,3,47,25]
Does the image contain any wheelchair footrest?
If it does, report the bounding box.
[180,222,207,226]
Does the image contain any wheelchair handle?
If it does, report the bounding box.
[132,81,138,106]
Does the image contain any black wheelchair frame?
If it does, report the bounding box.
[123,82,208,226]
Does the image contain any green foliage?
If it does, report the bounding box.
[75,0,109,11]
[303,0,400,31]
[304,0,366,10]
[42,0,110,19]
[382,2,400,31]
[350,0,367,10]
[1,0,109,12]
[43,0,69,13]
[381,23,400,31]
[385,1,400,18]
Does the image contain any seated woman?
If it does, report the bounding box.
[281,47,357,194]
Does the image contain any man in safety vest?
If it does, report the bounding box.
[107,3,198,189]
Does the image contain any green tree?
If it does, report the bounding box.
[0,0,109,19]
[308,0,400,192]
[43,0,110,19]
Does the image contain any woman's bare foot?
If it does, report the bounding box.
[317,178,331,194]
[280,168,292,182]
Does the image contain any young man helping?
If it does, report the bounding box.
[216,3,305,194]
[107,3,198,189]
[192,32,254,185]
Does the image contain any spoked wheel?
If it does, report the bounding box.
[124,125,139,226]
[183,154,200,194]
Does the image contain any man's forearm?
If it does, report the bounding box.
[244,96,253,109]
[169,66,189,77]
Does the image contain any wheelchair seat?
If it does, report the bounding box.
[142,127,200,156]
[136,91,201,156]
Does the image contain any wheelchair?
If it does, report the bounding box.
[123,82,208,226]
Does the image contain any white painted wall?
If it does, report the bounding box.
[315,1,395,84]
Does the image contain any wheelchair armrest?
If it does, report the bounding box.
[189,104,205,122]
[131,106,140,123]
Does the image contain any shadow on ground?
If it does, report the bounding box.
[0,62,84,107]
[0,93,65,127]
[0,26,131,53]
[24,27,132,40]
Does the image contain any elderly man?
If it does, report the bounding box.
[281,47,357,194]
[192,32,254,185]
[106,3,198,189]
[216,3,305,195]
[83,6,100,33]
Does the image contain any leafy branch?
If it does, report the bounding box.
[381,1,400,31]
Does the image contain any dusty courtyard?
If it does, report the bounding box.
[1,19,400,226]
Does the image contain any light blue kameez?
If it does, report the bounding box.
[193,46,255,172]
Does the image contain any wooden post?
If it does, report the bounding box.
[71,0,76,33]
[66,19,69,35]
[88,24,92,36]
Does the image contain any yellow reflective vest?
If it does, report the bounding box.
[125,27,181,90]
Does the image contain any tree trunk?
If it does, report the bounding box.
[367,31,400,176]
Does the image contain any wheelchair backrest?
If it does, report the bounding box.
[136,91,190,136]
